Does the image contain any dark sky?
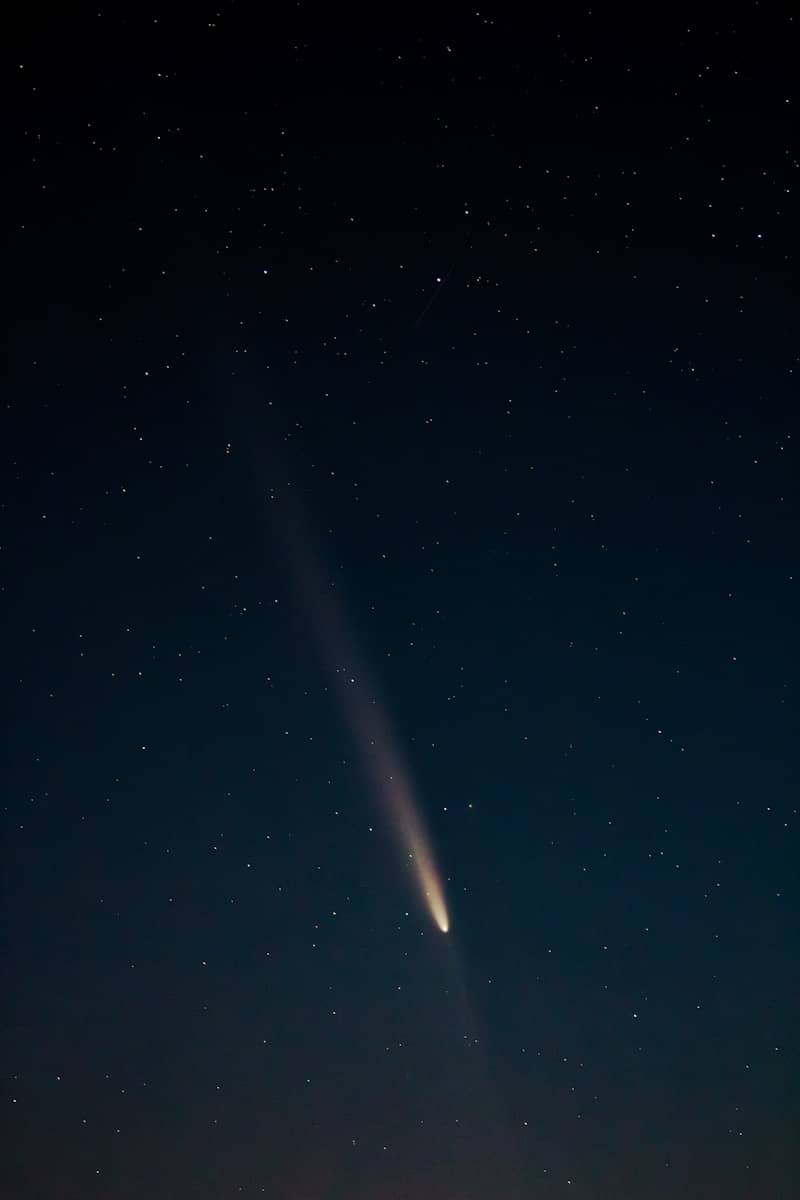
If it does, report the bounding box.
[3,6,798,1198]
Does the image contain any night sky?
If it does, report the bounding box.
[4,7,798,1198]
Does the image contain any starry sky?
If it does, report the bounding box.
[4,7,798,1199]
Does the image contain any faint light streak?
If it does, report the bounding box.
[276,496,450,934]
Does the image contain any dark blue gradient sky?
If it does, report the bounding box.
[4,7,797,1197]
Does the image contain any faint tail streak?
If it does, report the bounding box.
[274,495,450,934]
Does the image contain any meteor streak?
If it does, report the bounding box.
[274,493,450,934]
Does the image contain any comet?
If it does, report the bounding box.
[272,490,450,934]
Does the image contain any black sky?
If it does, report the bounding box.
[3,6,798,1198]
